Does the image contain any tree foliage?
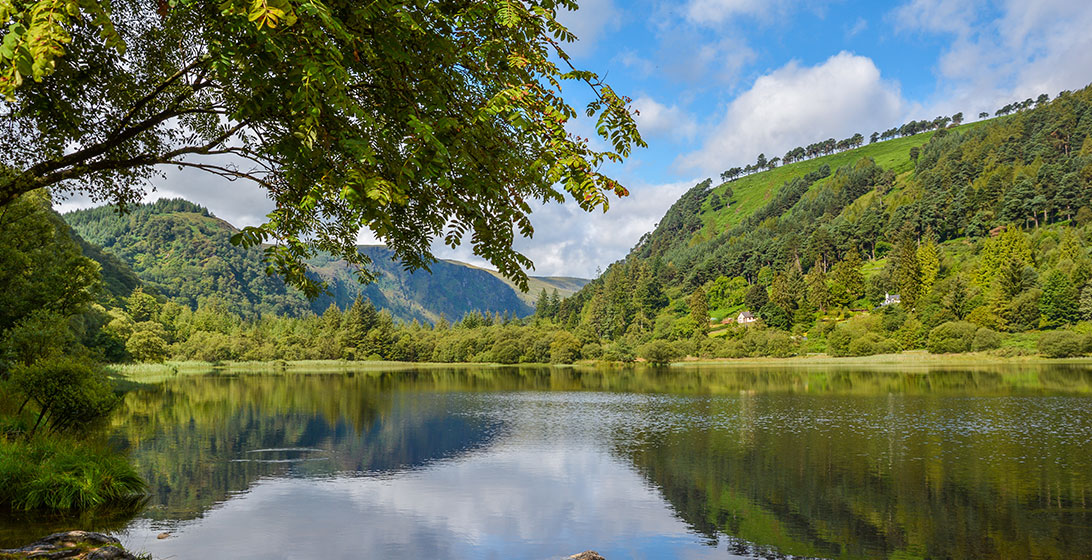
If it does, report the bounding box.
[0,0,644,293]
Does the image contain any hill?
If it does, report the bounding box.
[63,200,585,323]
[553,83,1092,356]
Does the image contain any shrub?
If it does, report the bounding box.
[971,328,1002,351]
[549,332,583,364]
[490,339,522,364]
[927,321,978,354]
[1039,330,1085,358]
[638,340,682,365]
[10,357,119,437]
[602,341,635,363]
[581,343,603,360]
[848,332,897,356]
[0,438,145,511]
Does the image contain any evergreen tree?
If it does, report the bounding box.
[744,283,768,311]
[1079,284,1092,321]
[689,287,709,336]
[534,289,551,319]
[917,240,940,296]
[893,233,922,308]
[341,296,378,353]
[1040,270,1078,326]
[805,265,831,312]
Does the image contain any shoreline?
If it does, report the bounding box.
[106,351,1092,381]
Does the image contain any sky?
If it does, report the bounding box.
[57,0,1092,279]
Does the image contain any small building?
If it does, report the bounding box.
[737,311,756,324]
[881,292,901,306]
[720,317,735,325]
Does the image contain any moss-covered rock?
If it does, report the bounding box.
[0,531,145,560]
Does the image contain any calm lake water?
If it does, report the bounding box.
[4,364,1092,559]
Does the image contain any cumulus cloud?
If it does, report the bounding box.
[892,0,1092,119]
[684,0,785,25]
[433,178,697,278]
[53,162,274,229]
[677,51,905,175]
[631,96,699,141]
[556,0,622,55]
[891,0,982,36]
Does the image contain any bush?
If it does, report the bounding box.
[1039,330,1085,358]
[549,332,582,364]
[971,328,1002,351]
[581,343,603,360]
[847,332,898,356]
[10,357,119,437]
[602,341,635,363]
[0,438,145,511]
[927,321,978,354]
[638,340,682,365]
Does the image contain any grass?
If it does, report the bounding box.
[107,358,566,383]
[702,121,988,234]
[0,437,146,512]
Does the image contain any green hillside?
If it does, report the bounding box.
[701,125,975,233]
[63,200,581,323]
[551,83,1092,358]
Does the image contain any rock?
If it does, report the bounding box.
[567,552,605,560]
[0,531,142,560]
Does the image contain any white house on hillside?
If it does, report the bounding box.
[737,311,756,324]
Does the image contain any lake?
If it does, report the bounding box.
[4,364,1092,559]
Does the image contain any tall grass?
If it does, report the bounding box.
[0,437,146,511]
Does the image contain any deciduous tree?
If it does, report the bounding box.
[0,0,644,294]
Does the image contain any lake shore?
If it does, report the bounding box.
[106,351,1092,382]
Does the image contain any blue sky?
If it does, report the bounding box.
[58,0,1092,279]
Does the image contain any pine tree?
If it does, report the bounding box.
[805,265,831,312]
[1040,270,1078,326]
[893,233,922,309]
[534,289,550,319]
[1079,284,1092,321]
[745,283,768,311]
[341,296,378,352]
[917,240,940,296]
[689,287,709,336]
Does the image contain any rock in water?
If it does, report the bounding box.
[0,531,142,560]
[567,552,606,560]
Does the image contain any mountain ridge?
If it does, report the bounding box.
[63,200,588,323]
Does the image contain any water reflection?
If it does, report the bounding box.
[4,364,1092,559]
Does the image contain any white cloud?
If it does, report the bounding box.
[52,163,274,229]
[892,0,1092,124]
[677,52,905,175]
[845,17,868,38]
[891,0,982,37]
[433,178,696,278]
[615,49,655,77]
[654,33,755,85]
[684,0,784,25]
[556,0,622,56]
[631,96,699,141]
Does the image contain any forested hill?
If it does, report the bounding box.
[550,83,1092,354]
[63,199,587,323]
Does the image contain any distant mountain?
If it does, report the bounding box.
[63,199,588,323]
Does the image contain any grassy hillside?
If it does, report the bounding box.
[481,268,589,307]
[63,200,582,323]
[702,122,982,233]
[552,84,1092,359]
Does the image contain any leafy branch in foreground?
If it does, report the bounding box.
[0,0,645,295]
